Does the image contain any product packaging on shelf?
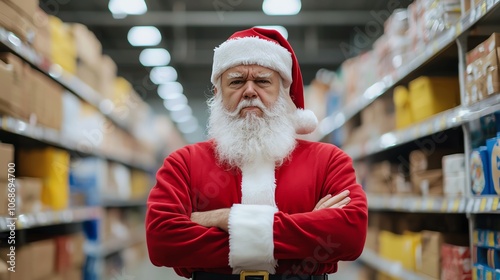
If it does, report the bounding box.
[409,76,460,122]
[49,16,77,74]
[1,0,38,20]
[471,146,492,195]
[0,52,31,120]
[15,177,42,214]
[379,230,421,272]
[486,136,500,195]
[442,153,466,195]
[17,147,70,210]
[418,230,444,279]
[0,1,35,43]
[441,243,472,280]
[393,85,414,129]
[465,33,500,105]
[0,143,14,180]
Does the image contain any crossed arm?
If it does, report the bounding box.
[190,190,351,232]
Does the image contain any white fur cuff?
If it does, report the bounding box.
[228,204,278,273]
[293,109,318,135]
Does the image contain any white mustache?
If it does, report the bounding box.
[227,99,266,117]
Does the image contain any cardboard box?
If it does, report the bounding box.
[0,245,33,280]
[418,231,443,279]
[33,8,51,59]
[31,239,56,279]
[0,1,35,43]
[71,23,102,68]
[16,177,42,214]
[409,76,460,122]
[98,55,117,98]
[17,148,70,210]
[76,62,99,90]
[0,143,14,180]
[0,53,29,120]
[1,0,39,20]
[412,169,443,195]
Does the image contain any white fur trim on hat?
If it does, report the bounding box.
[211,37,293,87]
[293,109,318,135]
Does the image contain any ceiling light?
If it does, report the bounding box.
[163,95,187,111]
[158,85,184,100]
[140,48,171,67]
[150,66,178,84]
[170,106,193,123]
[262,0,301,15]
[254,25,289,39]
[108,0,147,16]
[262,0,302,16]
[128,26,162,46]
[158,82,183,96]
[178,116,199,134]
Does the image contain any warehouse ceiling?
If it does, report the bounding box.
[40,0,412,141]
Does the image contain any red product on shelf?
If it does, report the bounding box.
[441,243,472,280]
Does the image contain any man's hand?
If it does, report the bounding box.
[191,208,230,232]
[313,190,350,211]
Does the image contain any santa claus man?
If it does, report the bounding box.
[146,28,367,280]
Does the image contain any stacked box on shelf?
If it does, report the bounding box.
[408,76,460,122]
[0,238,56,280]
[378,230,422,276]
[473,229,500,280]
[441,243,472,280]
[465,33,500,105]
[49,16,77,74]
[0,143,14,216]
[32,7,51,59]
[0,0,36,43]
[442,153,466,195]
[393,86,413,129]
[17,147,70,211]
[72,23,102,91]
[0,53,30,120]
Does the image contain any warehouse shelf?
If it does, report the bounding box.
[0,206,102,231]
[368,194,469,213]
[85,227,145,258]
[317,0,500,140]
[368,194,500,214]
[101,198,147,208]
[0,27,135,135]
[343,93,500,160]
[359,248,432,280]
[0,115,156,172]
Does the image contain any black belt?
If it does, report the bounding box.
[192,271,328,280]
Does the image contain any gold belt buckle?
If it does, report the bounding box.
[240,270,269,280]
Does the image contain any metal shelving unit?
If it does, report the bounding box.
[0,207,102,231]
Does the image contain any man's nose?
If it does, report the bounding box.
[243,81,258,99]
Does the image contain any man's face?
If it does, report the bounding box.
[219,65,281,118]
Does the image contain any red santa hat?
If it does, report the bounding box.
[211,27,318,135]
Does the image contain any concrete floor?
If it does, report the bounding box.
[124,259,367,280]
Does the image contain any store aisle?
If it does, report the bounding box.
[129,259,366,280]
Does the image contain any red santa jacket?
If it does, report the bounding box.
[146,139,368,278]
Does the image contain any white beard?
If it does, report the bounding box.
[207,88,297,168]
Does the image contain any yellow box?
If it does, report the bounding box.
[131,169,150,199]
[393,85,413,129]
[379,230,421,273]
[49,16,77,74]
[409,76,460,122]
[17,147,70,210]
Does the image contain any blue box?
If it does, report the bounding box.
[487,137,500,195]
[471,146,492,195]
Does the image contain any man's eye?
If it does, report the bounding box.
[257,80,270,84]
[230,80,244,85]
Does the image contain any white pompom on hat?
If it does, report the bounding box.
[211,27,318,135]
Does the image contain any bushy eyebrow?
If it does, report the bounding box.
[255,72,273,78]
[226,72,243,79]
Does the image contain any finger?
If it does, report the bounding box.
[314,194,332,210]
[331,197,351,208]
[323,190,350,206]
